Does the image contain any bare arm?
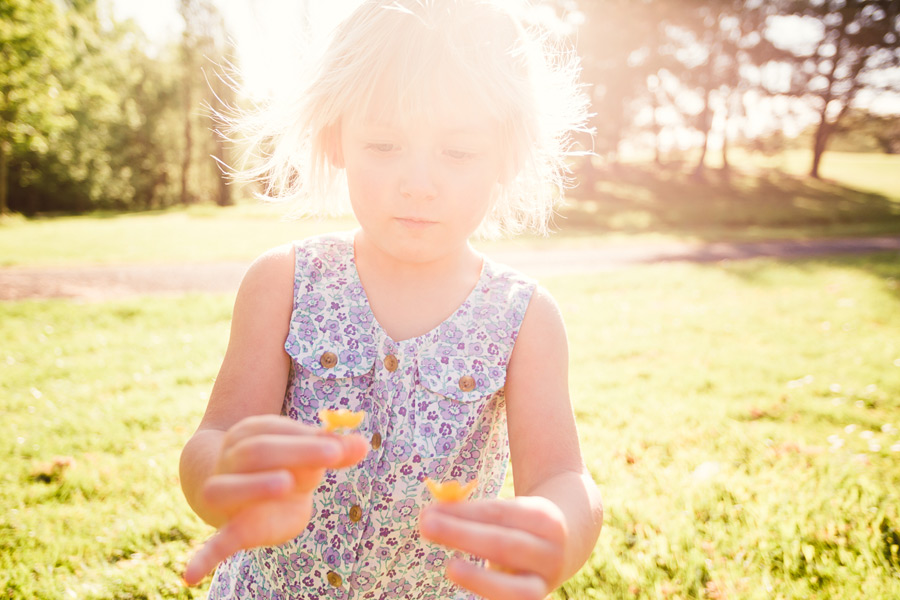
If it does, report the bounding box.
[178,244,368,584]
[179,244,297,525]
[505,286,603,586]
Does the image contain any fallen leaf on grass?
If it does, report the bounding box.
[31,456,76,482]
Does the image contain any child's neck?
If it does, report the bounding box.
[353,231,483,342]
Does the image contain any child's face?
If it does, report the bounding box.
[340,101,504,264]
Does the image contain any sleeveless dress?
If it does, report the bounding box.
[208,232,535,599]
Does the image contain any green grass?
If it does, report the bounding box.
[2,151,899,268]
[3,254,900,598]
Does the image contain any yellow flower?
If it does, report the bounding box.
[424,478,478,503]
[318,409,365,432]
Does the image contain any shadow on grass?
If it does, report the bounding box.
[561,164,900,241]
[714,250,900,293]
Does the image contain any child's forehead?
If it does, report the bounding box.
[346,89,501,136]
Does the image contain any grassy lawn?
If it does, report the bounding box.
[3,254,899,598]
[1,151,899,268]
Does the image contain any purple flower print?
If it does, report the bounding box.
[334,483,355,505]
[438,323,463,344]
[485,322,504,342]
[349,305,368,325]
[436,437,456,454]
[419,358,441,377]
[387,439,411,462]
[391,499,420,521]
[297,292,326,313]
[323,547,340,568]
[438,399,465,421]
[375,547,391,561]
[472,304,498,320]
[435,344,454,358]
[387,581,412,595]
[291,554,313,572]
[340,348,363,370]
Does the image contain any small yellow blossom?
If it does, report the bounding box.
[318,409,365,432]
[425,478,478,503]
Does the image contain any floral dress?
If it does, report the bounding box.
[208,232,535,599]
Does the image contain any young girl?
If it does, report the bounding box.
[179,1,603,598]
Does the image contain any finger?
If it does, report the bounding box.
[429,498,565,541]
[222,433,367,475]
[183,525,245,586]
[446,558,548,600]
[202,470,294,513]
[419,508,559,576]
[223,414,322,447]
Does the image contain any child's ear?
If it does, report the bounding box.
[324,124,344,169]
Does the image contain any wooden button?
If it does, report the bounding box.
[458,375,476,392]
[384,354,399,372]
[319,352,338,369]
[371,432,382,450]
[349,504,362,522]
[327,571,342,587]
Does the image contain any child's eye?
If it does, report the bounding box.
[366,143,397,153]
[444,149,475,161]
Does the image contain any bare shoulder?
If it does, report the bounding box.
[513,284,568,361]
[240,243,295,292]
[232,243,296,313]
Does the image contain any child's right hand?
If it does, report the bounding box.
[182,415,368,585]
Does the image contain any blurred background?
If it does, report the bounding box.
[1,0,898,220]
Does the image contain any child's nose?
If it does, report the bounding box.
[399,152,437,200]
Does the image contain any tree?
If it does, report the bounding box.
[0,0,71,215]
[179,0,235,207]
[772,0,900,177]
[659,0,781,179]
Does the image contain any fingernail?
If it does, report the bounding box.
[268,472,291,492]
[322,441,342,462]
[421,511,442,535]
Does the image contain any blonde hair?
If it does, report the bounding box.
[232,0,590,237]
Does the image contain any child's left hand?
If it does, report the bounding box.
[419,496,567,600]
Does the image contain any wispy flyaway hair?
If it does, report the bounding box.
[230,0,591,236]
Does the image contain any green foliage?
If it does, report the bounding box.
[2,0,233,215]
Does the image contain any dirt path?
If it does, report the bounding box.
[2,236,899,301]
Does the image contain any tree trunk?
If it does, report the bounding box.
[692,87,713,181]
[651,91,663,167]
[810,108,829,179]
[721,96,731,182]
[181,81,193,204]
[0,139,8,216]
[692,53,714,181]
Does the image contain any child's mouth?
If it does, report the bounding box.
[396,217,437,229]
